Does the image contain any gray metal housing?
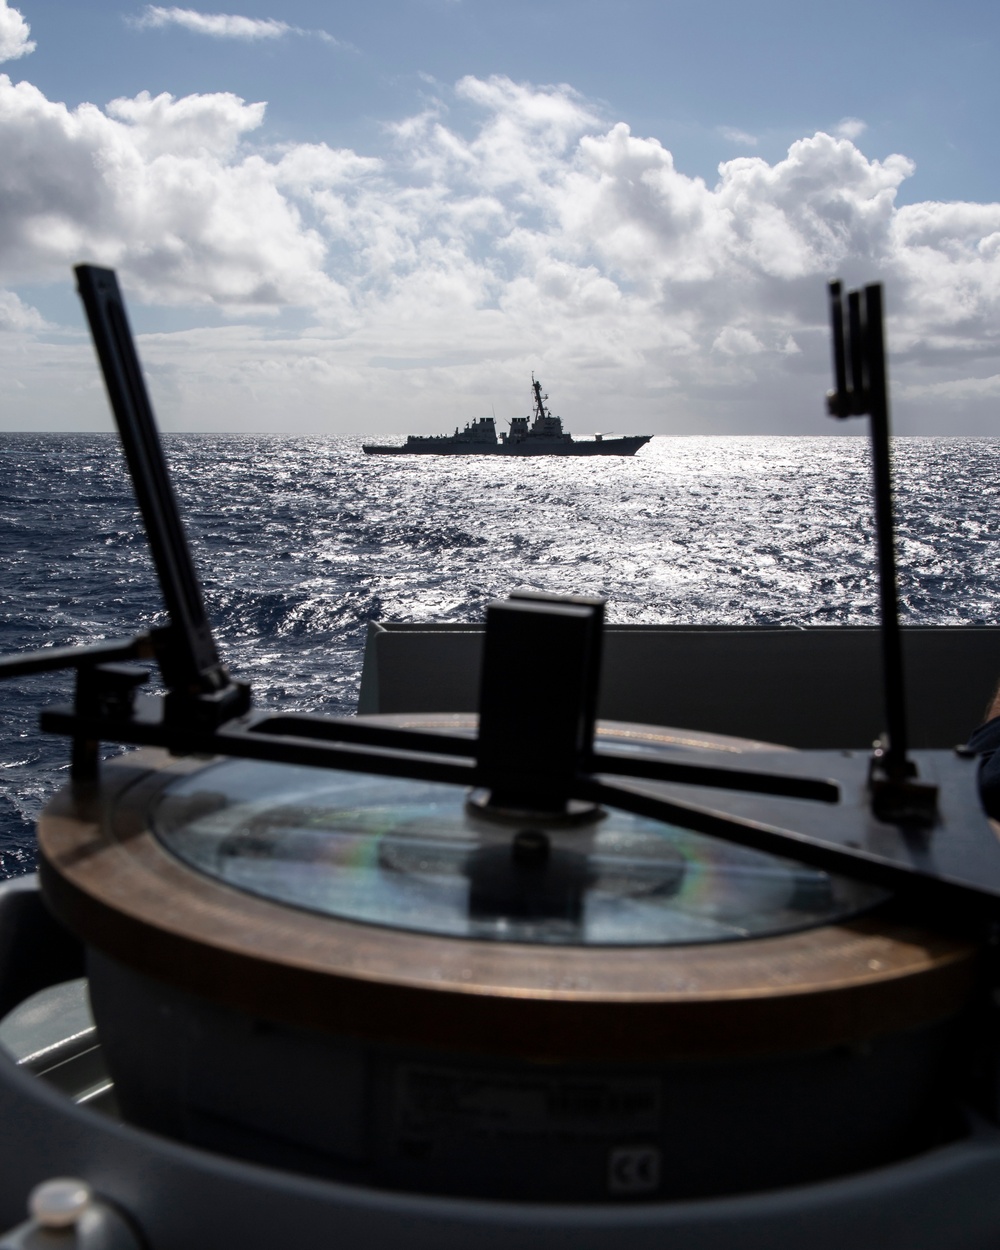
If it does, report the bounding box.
[359,623,1000,749]
[5,874,1000,1249]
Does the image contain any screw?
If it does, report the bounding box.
[29,1178,92,1229]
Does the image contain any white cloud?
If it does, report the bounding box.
[135,7,289,39]
[133,7,339,44]
[0,1,34,62]
[0,288,44,330]
[713,327,765,355]
[836,117,867,140]
[1,72,1000,432]
[0,77,343,310]
[898,373,1000,401]
[720,126,757,147]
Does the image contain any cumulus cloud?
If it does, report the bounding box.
[0,77,345,310]
[133,6,338,44]
[0,0,34,62]
[1,71,999,432]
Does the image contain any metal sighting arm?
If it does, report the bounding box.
[5,266,1000,919]
[826,282,937,823]
[73,266,250,730]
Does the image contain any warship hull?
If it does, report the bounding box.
[362,434,651,456]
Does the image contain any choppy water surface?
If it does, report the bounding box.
[2,433,999,876]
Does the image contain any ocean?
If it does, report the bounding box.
[2,432,999,879]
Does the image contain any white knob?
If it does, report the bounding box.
[28,1178,93,1228]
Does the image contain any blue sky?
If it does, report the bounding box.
[1,0,999,434]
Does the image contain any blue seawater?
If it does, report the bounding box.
[2,432,1000,878]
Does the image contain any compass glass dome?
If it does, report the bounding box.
[152,755,886,947]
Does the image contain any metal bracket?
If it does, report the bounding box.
[74,265,250,731]
[474,594,604,815]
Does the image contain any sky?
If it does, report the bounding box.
[0,0,999,436]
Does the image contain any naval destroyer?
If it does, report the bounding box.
[363,375,652,456]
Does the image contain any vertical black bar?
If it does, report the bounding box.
[74,265,225,695]
[848,290,865,413]
[863,284,909,777]
[509,589,605,747]
[828,281,849,417]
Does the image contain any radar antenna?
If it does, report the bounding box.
[531,373,550,422]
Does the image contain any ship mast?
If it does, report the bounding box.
[531,373,549,422]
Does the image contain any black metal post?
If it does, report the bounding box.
[862,284,910,780]
[74,265,249,730]
[74,265,226,697]
[826,280,935,820]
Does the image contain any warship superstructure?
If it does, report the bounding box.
[363,376,652,456]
